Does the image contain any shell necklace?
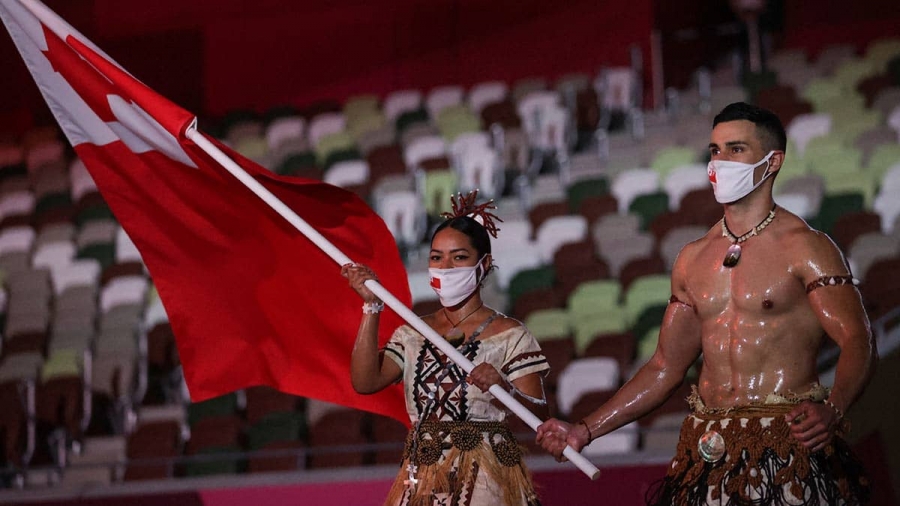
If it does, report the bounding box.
[721,204,777,268]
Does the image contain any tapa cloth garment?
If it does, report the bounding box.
[382,323,548,506]
[648,392,870,506]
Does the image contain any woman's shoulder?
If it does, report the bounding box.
[491,312,523,329]
[392,312,441,339]
[391,323,419,339]
[484,312,528,337]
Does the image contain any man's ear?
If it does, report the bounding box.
[768,150,785,174]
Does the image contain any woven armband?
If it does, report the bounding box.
[805,275,858,294]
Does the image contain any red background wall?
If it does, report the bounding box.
[0,0,653,131]
[781,0,900,57]
[3,0,898,136]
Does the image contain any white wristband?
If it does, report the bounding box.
[362,301,384,314]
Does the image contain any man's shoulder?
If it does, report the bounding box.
[776,211,838,252]
[677,223,720,258]
[670,223,719,282]
[775,210,848,271]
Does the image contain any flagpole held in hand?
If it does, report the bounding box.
[185,127,600,481]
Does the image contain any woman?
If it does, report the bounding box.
[342,192,549,506]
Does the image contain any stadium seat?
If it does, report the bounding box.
[618,255,667,293]
[307,112,346,149]
[848,232,900,280]
[383,90,423,123]
[511,286,566,321]
[623,274,672,327]
[582,331,635,381]
[455,144,503,199]
[552,240,611,299]
[524,308,572,342]
[369,414,408,465]
[124,420,181,481]
[306,408,368,469]
[533,215,588,263]
[265,116,306,154]
[467,81,508,115]
[663,164,709,212]
[650,146,699,177]
[507,266,556,309]
[659,225,707,270]
[324,159,369,188]
[556,357,620,417]
[831,211,883,253]
[610,168,660,214]
[425,85,465,120]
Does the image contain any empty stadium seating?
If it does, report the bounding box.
[0,32,898,494]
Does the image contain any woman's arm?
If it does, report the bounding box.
[342,263,402,394]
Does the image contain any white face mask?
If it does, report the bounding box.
[429,255,487,307]
[707,150,776,204]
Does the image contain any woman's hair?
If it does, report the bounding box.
[433,216,492,257]
[432,190,501,268]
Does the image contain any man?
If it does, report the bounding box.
[536,102,876,505]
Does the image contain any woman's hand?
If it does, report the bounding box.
[466,363,504,392]
[341,263,381,303]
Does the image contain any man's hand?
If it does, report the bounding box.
[536,418,590,461]
[784,401,840,453]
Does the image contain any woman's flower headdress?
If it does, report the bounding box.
[440,190,503,238]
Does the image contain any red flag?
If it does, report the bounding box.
[0,0,411,424]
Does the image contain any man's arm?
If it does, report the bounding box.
[786,231,877,451]
[536,245,703,457]
[579,272,703,439]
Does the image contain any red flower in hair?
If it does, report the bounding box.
[440,190,503,238]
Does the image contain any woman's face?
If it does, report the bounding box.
[429,227,482,270]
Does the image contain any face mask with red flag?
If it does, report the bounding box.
[0,0,411,425]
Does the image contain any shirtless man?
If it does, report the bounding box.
[536,102,876,505]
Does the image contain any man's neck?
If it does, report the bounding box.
[722,191,776,235]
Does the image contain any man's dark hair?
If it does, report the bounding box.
[713,102,787,153]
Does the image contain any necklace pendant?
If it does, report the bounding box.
[723,243,742,268]
[442,304,483,346]
[445,328,465,346]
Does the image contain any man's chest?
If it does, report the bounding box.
[687,244,805,317]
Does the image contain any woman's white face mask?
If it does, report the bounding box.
[707,150,776,204]
[429,255,487,307]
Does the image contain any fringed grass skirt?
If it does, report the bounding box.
[647,404,870,505]
[384,420,541,506]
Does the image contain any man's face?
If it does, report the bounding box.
[708,119,771,184]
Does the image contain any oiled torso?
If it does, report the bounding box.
[682,217,824,408]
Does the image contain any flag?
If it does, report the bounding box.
[0,0,412,424]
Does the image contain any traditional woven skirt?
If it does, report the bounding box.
[647,404,870,505]
[384,420,541,506]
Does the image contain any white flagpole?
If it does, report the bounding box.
[185,128,600,480]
